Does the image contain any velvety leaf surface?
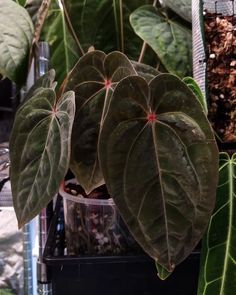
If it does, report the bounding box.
[10,85,75,228]
[63,50,137,194]
[0,0,34,84]
[63,0,151,59]
[131,60,160,82]
[161,0,192,22]
[130,5,192,78]
[183,77,208,114]
[198,153,236,295]
[99,74,218,272]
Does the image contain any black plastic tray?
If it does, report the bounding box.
[43,196,200,295]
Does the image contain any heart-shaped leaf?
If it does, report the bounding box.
[10,82,75,228]
[130,5,192,78]
[0,0,34,84]
[198,153,236,295]
[99,74,218,272]
[161,0,192,22]
[63,50,137,193]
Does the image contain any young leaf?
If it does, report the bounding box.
[99,74,218,272]
[0,0,34,84]
[183,76,208,114]
[198,153,236,295]
[130,5,192,78]
[10,84,75,228]
[63,50,137,194]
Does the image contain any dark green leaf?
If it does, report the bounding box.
[131,60,160,82]
[99,74,218,272]
[41,0,80,86]
[0,0,34,84]
[198,153,236,295]
[130,5,192,77]
[183,76,208,114]
[63,50,137,194]
[161,0,192,22]
[23,69,56,101]
[10,84,75,228]
[63,0,150,59]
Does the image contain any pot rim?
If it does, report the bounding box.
[59,178,115,206]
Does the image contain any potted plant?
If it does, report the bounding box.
[0,0,224,293]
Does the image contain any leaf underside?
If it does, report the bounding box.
[63,50,137,193]
[99,74,218,273]
[198,153,236,295]
[10,78,75,228]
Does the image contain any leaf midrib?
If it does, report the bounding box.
[219,159,234,294]
[152,121,171,267]
[20,113,56,218]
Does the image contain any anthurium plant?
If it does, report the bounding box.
[0,0,220,280]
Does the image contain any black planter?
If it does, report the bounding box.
[43,196,200,295]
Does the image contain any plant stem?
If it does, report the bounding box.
[137,0,158,63]
[60,0,85,56]
[113,0,120,50]
[119,0,124,53]
[138,43,147,63]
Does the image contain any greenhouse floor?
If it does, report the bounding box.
[0,209,23,295]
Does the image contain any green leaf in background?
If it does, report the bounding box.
[63,0,151,60]
[161,0,192,22]
[198,153,236,295]
[41,0,80,87]
[183,76,208,114]
[9,77,75,228]
[130,5,192,78]
[0,0,34,84]
[15,0,26,6]
[99,74,218,272]
[63,50,137,194]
